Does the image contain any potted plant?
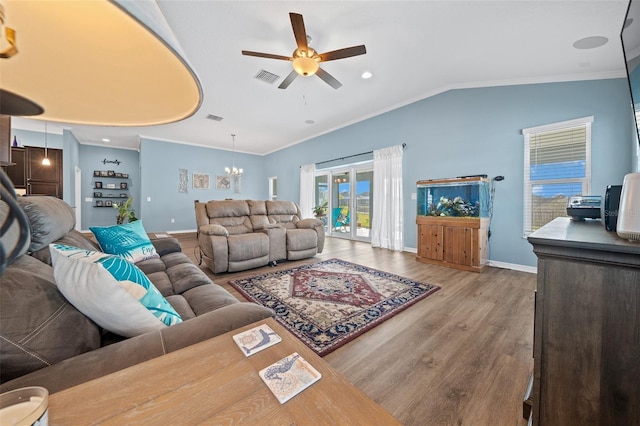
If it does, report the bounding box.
[313,201,328,217]
[113,197,138,224]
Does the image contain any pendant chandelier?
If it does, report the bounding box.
[224,134,242,177]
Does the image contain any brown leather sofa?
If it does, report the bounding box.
[194,200,325,273]
[0,196,273,394]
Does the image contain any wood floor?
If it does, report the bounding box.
[173,233,535,426]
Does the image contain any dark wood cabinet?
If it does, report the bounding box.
[0,115,11,166]
[6,147,25,187]
[5,146,62,197]
[527,218,640,425]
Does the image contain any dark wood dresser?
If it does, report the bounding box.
[528,217,640,425]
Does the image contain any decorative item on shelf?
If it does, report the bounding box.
[105,200,112,207]
[115,173,122,178]
[41,122,50,166]
[95,182,102,189]
[93,170,100,177]
[224,134,243,177]
[120,182,128,190]
[107,170,115,177]
[122,173,129,179]
[114,197,138,224]
[96,200,103,207]
[106,183,116,189]
[12,135,18,147]
[94,192,102,198]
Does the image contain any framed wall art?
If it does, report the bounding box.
[216,175,231,190]
[193,173,210,190]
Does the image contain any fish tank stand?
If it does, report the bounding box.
[416,176,489,272]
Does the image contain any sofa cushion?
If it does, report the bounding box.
[90,221,159,263]
[213,216,252,235]
[31,229,100,266]
[18,196,75,252]
[0,255,101,382]
[247,200,267,215]
[0,200,30,263]
[266,200,300,229]
[227,233,269,262]
[206,200,253,234]
[50,244,182,338]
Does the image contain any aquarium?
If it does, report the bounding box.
[417,176,490,218]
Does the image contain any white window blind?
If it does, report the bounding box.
[522,116,592,236]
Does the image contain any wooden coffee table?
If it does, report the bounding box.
[47,318,400,424]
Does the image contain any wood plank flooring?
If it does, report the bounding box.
[173,233,535,426]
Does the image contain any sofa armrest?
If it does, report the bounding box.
[150,236,182,256]
[297,218,323,229]
[199,224,229,237]
[0,303,273,395]
[296,218,325,253]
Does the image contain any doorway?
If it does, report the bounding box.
[314,163,373,241]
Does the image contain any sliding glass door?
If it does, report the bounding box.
[314,163,372,241]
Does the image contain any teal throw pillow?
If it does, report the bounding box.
[50,244,182,337]
[90,220,159,263]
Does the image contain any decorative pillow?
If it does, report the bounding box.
[90,220,159,263]
[50,244,182,338]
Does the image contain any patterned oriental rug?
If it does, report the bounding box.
[229,258,440,356]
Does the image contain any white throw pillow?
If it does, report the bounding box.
[50,244,182,337]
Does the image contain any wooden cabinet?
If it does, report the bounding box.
[5,146,63,197]
[416,216,488,272]
[528,218,640,425]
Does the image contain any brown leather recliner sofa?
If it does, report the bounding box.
[0,196,273,394]
[194,200,325,274]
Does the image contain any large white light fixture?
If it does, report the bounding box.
[0,0,202,125]
[224,134,243,177]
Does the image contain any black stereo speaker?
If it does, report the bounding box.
[602,185,623,232]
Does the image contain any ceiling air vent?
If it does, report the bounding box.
[206,114,223,121]
[254,69,280,85]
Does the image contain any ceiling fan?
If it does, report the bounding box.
[242,12,366,90]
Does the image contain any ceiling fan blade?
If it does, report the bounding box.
[278,70,298,89]
[319,45,367,62]
[316,67,342,89]
[290,13,308,51]
[242,50,292,61]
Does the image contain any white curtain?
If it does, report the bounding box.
[371,145,404,250]
[299,163,315,218]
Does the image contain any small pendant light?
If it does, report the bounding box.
[42,122,50,166]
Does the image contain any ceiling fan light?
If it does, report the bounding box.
[293,56,319,76]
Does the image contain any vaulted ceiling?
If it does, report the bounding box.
[12,1,629,155]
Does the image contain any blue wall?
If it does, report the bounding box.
[138,138,266,232]
[12,78,635,268]
[264,78,634,267]
[79,145,141,228]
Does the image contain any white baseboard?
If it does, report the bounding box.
[403,246,536,274]
[488,260,537,274]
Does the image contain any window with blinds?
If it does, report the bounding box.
[522,116,592,236]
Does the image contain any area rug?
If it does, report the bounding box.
[229,258,440,356]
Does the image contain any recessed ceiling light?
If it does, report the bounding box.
[573,36,608,49]
[102,138,110,142]
[361,71,373,79]
[305,119,315,124]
